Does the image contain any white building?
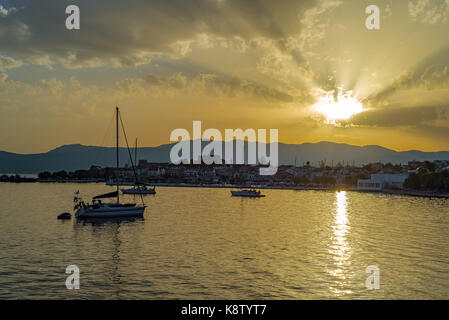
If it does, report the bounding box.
[357,173,409,191]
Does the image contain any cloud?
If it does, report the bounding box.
[0,0,317,69]
[116,72,295,103]
[0,73,65,98]
[408,0,449,24]
[0,55,23,71]
[257,51,291,78]
[116,73,187,96]
[0,69,298,125]
[189,73,295,103]
[38,78,64,96]
[299,0,342,50]
[0,5,8,17]
[339,105,449,127]
[0,4,15,17]
[0,72,10,93]
[0,74,111,117]
[367,63,449,105]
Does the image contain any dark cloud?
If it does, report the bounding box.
[195,74,294,102]
[367,64,449,106]
[339,105,449,127]
[0,0,316,68]
[116,72,295,103]
[367,42,449,106]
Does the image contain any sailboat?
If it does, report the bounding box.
[122,185,156,195]
[121,138,156,195]
[73,107,146,218]
[231,189,265,197]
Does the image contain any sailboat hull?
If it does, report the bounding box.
[75,205,146,218]
[122,188,156,195]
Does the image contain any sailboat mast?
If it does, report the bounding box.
[135,138,137,167]
[116,106,120,204]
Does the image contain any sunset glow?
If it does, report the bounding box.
[2,1,449,153]
[313,89,364,123]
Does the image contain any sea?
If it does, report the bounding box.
[0,183,448,299]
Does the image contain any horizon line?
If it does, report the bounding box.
[2,140,449,155]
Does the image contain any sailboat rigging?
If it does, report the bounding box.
[73,107,146,218]
[122,137,157,195]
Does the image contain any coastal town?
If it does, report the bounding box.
[2,159,449,195]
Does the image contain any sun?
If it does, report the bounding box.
[313,89,364,123]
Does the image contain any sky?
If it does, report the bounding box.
[1,0,449,153]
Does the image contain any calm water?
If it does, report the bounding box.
[0,183,448,299]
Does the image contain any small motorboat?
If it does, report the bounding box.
[231,189,265,197]
[122,186,156,195]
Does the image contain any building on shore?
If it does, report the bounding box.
[357,173,409,191]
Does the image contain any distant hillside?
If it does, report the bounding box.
[1,141,449,174]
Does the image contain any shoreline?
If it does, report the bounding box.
[1,180,448,199]
[147,183,449,198]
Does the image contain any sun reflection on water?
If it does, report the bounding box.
[328,191,353,295]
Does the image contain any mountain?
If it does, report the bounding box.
[1,141,449,174]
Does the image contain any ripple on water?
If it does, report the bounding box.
[0,185,448,299]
